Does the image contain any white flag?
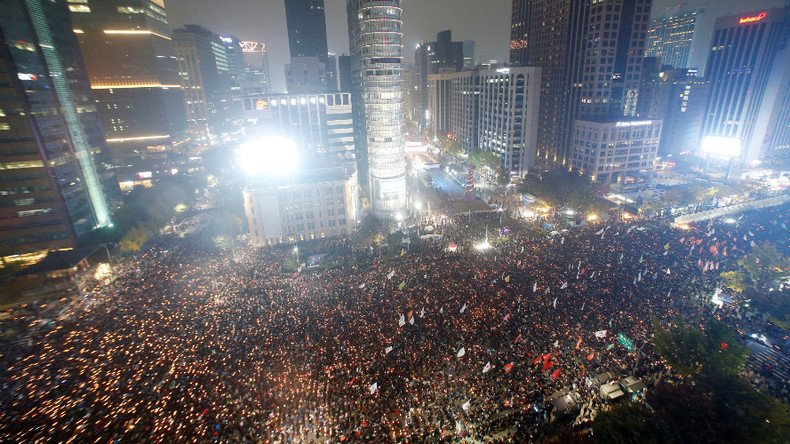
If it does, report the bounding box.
[369,382,378,394]
[398,314,405,327]
[594,330,608,339]
[408,316,414,325]
[545,287,550,294]
[462,400,471,411]
[595,229,605,235]
[553,340,559,348]
[666,268,671,275]
[482,361,492,374]
[460,303,467,314]
[385,346,393,354]
[560,237,565,245]
[440,307,444,314]
[533,282,538,293]
[359,283,366,289]
[457,347,466,358]
[561,282,568,289]
[553,297,558,308]
[420,308,425,318]
[387,270,395,280]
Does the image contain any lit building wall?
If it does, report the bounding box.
[646,12,696,69]
[0,0,111,264]
[348,0,406,219]
[242,93,355,166]
[571,119,662,184]
[243,169,358,246]
[285,56,327,94]
[701,8,790,162]
[69,0,187,164]
[430,66,541,177]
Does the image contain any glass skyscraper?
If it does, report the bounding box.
[0,0,111,265]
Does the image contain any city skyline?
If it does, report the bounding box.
[166,0,786,91]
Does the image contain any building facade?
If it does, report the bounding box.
[429,66,542,177]
[571,119,662,184]
[285,56,327,93]
[646,11,696,69]
[242,93,355,165]
[0,0,111,266]
[348,0,407,219]
[414,30,465,127]
[243,168,358,246]
[701,8,790,162]
[284,0,328,60]
[68,0,187,165]
[174,25,235,147]
[637,67,709,156]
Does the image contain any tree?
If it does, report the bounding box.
[738,242,785,293]
[119,225,151,253]
[593,403,672,444]
[652,319,748,378]
[469,150,500,172]
[720,270,749,293]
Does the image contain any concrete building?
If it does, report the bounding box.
[571,119,662,184]
[0,0,112,266]
[68,0,187,165]
[347,0,407,219]
[701,7,790,162]
[243,167,358,246]
[429,66,542,177]
[242,93,355,165]
[414,30,465,128]
[646,11,696,69]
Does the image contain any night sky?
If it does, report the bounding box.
[166,0,786,92]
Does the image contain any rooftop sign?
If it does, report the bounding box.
[739,12,767,24]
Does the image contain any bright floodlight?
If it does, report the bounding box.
[236,136,299,176]
[700,136,741,159]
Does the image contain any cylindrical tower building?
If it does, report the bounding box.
[348,0,406,219]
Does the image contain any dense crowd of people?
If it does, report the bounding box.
[0,204,787,443]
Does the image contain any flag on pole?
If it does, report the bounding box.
[385,346,393,354]
[606,343,615,350]
[420,308,425,318]
[587,352,595,361]
[617,333,636,352]
[482,362,492,374]
[503,313,511,322]
[594,330,608,339]
[369,382,378,394]
[398,314,405,327]
[387,270,395,280]
[462,400,471,411]
[409,316,414,325]
[460,303,467,314]
[359,283,366,289]
[533,282,538,293]
[505,275,510,283]
[551,368,561,380]
[457,347,466,358]
[504,362,514,373]
[398,280,406,290]
[561,282,568,289]
[575,337,583,350]
[543,359,554,371]
[553,297,558,309]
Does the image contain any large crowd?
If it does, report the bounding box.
[1,204,787,443]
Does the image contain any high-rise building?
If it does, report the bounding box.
[637,65,709,156]
[348,0,406,219]
[174,25,235,147]
[646,11,696,69]
[284,0,329,94]
[285,57,327,93]
[429,66,542,177]
[701,8,790,162]
[284,0,328,60]
[463,40,476,69]
[0,0,111,266]
[509,0,589,165]
[414,30,465,127]
[68,0,187,165]
[220,35,247,135]
[510,0,653,168]
[239,41,271,96]
[242,93,356,166]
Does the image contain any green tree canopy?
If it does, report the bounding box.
[738,242,785,292]
[652,319,748,378]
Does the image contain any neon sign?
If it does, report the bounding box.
[739,12,767,24]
